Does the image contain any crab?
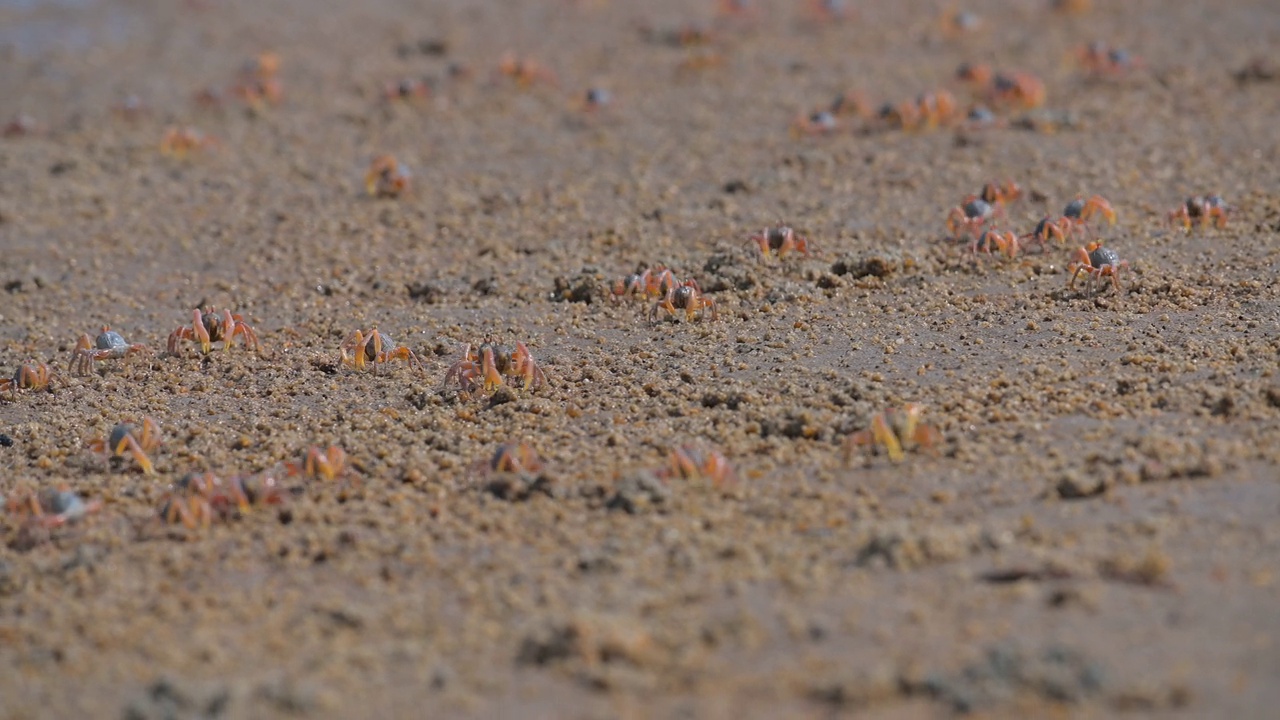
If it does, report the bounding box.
[478,441,545,476]
[1,363,54,395]
[980,180,1022,208]
[916,90,959,129]
[160,471,285,527]
[791,109,841,137]
[168,306,261,356]
[1068,241,1129,295]
[939,7,983,37]
[69,326,148,375]
[4,486,102,528]
[659,446,738,489]
[1020,215,1068,252]
[88,418,162,475]
[365,154,412,197]
[1074,41,1143,78]
[946,197,996,240]
[384,77,432,102]
[339,327,422,372]
[845,403,941,463]
[1168,195,1229,231]
[1062,195,1117,238]
[443,340,547,396]
[988,71,1045,110]
[956,62,994,89]
[610,266,678,301]
[651,280,718,323]
[806,0,854,23]
[285,445,354,482]
[578,87,613,114]
[747,225,813,261]
[160,126,218,157]
[496,53,558,88]
[971,229,1022,259]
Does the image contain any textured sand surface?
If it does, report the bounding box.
[2,0,1279,717]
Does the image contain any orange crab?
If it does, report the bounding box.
[384,77,432,103]
[946,197,997,240]
[160,471,285,528]
[659,445,737,489]
[285,445,354,482]
[496,53,558,88]
[610,265,678,301]
[1168,195,1229,231]
[845,404,941,463]
[1,363,53,395]
[478,441,545,476]
[443,340,547,396]
[339,327,422,372]
[791,109,842,137]
[88,417,162,475]
[4,486,102,528]
[1062,195,1116,238]
[69,326,148,375]
[651,280,718,323]
[971,229,1023,259]
[747,225,813,261]
[364,154,412,197]
[988,71,1045,110]
[1073,41,1144,79]
[160,126,218,157]
[979,180,1022,208]
[1068,241,1129,295]
[168,306,261,356]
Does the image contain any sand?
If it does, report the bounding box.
[1,0,1279,717]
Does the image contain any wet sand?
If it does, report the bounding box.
[2,0,1279,717]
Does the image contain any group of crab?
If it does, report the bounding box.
[607,265,718,323]
[603,224,815,324]
[945,180,1232,295]
[947,184,1128,294]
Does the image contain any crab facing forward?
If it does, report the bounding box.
[650,280,718,323]
[747,225,813,261]
[442,340,547,396]
[168,307,261,356]
[845,404,941,463]
[340,327,422,372]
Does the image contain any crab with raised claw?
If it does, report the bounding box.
[478,441,545,476]
[659,445,737,489]
[443,340,547,396]
[1068,241,1129,296]
[168,306,260,356]
[69,326,148,375]
[340,327,422,372]
[88,417,162,475]
[971,229,1023,259]
[845,403,941,463]
[747,225,813,261]
[651,280,718,323]
[1061,194,1117,240]
[285,445,355,482]
[1168,195,1229,231]
[1,363,54,395]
